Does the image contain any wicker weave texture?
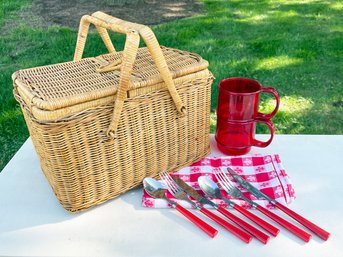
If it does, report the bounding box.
[13,12,213,212]
[13,47,208,113]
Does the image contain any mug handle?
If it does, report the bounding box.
[257,86,280,120]
[252,119,275,148]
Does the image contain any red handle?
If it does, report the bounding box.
[234,204,280,237]
[256,205,312,242]
[275,202,330,241]
[252,119,275,148]
[175,204,218,238]
[257,86,280,120]
[200,207,252,243]
[217,206,269,244]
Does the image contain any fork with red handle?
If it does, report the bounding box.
[220,168,330,241]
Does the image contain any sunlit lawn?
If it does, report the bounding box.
[0,0,342,170]
[153,0,342,134]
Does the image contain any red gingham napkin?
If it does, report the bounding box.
[142,154,295,209]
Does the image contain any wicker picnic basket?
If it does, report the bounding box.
[12,12,213,212]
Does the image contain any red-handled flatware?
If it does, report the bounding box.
[199,206,252,243]
[160,172,252,243]
[215,168,312,242]
[255,204,312,242]
[216,205,270,244]
[143,177,218,238]
[170,174,270,243]
[273,201,330,240]
[234,204,280,237]
[227,167,330,241]
[174,203,218,238]
[199,175,280,237]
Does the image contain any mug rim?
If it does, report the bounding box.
[219,77,262,95]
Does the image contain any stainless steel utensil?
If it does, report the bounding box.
[198,176,279,237]
[226,167,330,241]
[159,171,253,243]
[214,168,311,242]
[143,177,218,238]
[174,174,271,244]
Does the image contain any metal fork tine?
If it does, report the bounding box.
[160,171,171,189]
[221,172,235,190]
[160,171,196,206]
[221,170,233,184]
[213,168,223,185]
[160,171,178,194]
[161,170,172,181]
[163,177,175,194]
[214,168,234,193]
[213,168,226,186]
[215,168,229,183]
[167,172,182,190]
[160,172,172,189]
[162,170,269,243]
[214,168,282,239]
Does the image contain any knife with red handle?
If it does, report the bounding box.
[143,177,218,238]
[170,177,253,243]
[214,172,311,241]
[172,175,269,244]
[227,168,330,241]
[273,202,330,241]
[255,204,312,242]
[199,175,280,237]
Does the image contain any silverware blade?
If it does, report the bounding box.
[227,168,276,204]
[171,175,217,208]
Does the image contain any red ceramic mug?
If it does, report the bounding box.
[215,118,275,156]
[217,78,280,121]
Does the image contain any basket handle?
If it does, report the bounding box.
[73,12,186,138]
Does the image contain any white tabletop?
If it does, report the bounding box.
[0,135,342,256]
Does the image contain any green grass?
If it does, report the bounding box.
[0,0,342,171]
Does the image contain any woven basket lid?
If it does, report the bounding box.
[13,47,208,114]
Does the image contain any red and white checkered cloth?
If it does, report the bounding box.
[142,154,295,209]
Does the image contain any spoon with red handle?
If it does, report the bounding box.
[199,176,280,237]
[143,177,218,238]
